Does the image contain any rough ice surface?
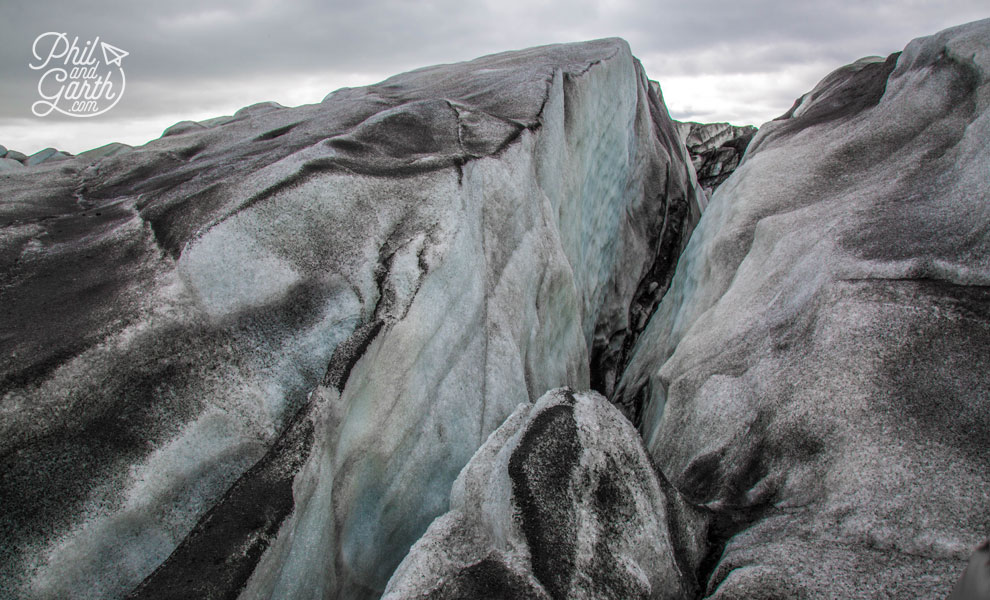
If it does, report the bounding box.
[232,40,700,600]
[4,17,990,600]
[615,18,990,599]
[0,38,700,599]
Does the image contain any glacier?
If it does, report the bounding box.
[0,38,700,599]
[3,17,990,600]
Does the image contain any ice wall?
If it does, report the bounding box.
[0,38,700,600]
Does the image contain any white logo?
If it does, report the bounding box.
[29,32,128,118]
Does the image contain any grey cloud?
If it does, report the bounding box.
[1,0,988,149]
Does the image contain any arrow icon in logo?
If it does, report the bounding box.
[100,42,128,66]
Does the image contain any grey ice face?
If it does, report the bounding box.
[616,16,990,600]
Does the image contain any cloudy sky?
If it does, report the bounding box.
[1,0,987,155]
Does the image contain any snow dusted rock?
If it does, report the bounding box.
[23,147,70,166]
[160,119,206,137]
[4,150,27,162]
[234,101,286,118]
[617,19,990,598]
[382,388,707,600]
[76,142,134,162]
[0,38,700,600]
[0,157,24,171]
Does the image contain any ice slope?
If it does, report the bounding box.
[616,18,990,598]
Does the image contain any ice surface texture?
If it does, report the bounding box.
[616,18,990,599]
[0,38,700,599]
[5,16,989,600]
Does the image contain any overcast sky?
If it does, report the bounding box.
[1,1,987,155]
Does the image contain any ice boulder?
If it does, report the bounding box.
[382,388,708,600]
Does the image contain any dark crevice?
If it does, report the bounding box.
[322,320,385,391]
[635,440,708,599]
[172,143,207,161]
[590,160,693,427]
[253,122,301,142]
[691,413,780,596]
[697,504,774,597]
[586,68,705,426]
